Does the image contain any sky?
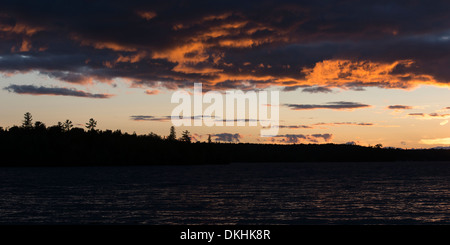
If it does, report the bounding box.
[0,0,449,148]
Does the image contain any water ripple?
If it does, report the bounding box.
[0,162,449,224]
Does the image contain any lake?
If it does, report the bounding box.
[0,162,449,224]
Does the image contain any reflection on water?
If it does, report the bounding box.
[0,162,449,224]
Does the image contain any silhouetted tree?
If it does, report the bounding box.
[85,118,97,131]
[103,129,113,135]
[207,134,212,144]
[148,132,162,141]
[48,124,63,134]
[180,130,191,143]
[375,143,383,149]
[70,127,85,135]
[8,126,20,133]
[167,126,176,141]
[63,119,73,132]
[22,112,33,128]
[34,121,46,131]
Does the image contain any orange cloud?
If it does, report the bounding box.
[116,51,149,63]
[172,12,233,31]
[218,38,258,48]
[65,14,442,93]
[145,89,160,95]
[71,34,137,52]
[152,41,209,68]
[149,17,278,76]
[137,10,157,20]
[10,40,31,52]
[0,22,44,36]
[3,15,445,94]
[19,39,32,52]
[300,59,437,89]
[202,12,233,22]
[85,40,137,52]
[104,51,151,68]
[0,21,44,53]
[155,57,444,92]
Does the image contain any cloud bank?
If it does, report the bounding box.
[387,105,413,110]
[270,133,334,144]
[0,0,448,91]
[285,101,371,111]
[4,84,114,98]
[213,133,242,143]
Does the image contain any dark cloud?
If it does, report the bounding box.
[213,133,242,143]
[4,84,114,98]
[429,113,450,118]
[387,105,413,110]
[280,134,306,144]
[129,115,171,121]
[408,112,450,118]
[129,114,262,123]
[408,113,425,116]
[274,125,314,129]
[353,123,373,126]
[269,122,374,129]
[301,86,333,93]
[285,101,371,110]
[0,0,449,90]
[271,133,333,144]
[282,85,304,92]
[313,122,374,127]
[311,134,333,142]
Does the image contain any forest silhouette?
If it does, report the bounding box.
[0,112,449,166]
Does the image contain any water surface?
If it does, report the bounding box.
[0,162,449,224]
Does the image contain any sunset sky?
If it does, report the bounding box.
[1,0,449,148]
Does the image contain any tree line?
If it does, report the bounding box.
[1,112,450,166]
[0,112,226,166]
[1,112,194,143]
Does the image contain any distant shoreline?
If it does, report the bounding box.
[2,121,450,167]
[2,139,450,167]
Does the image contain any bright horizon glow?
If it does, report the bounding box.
[420,137,450,145]
[1,71,450,149]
